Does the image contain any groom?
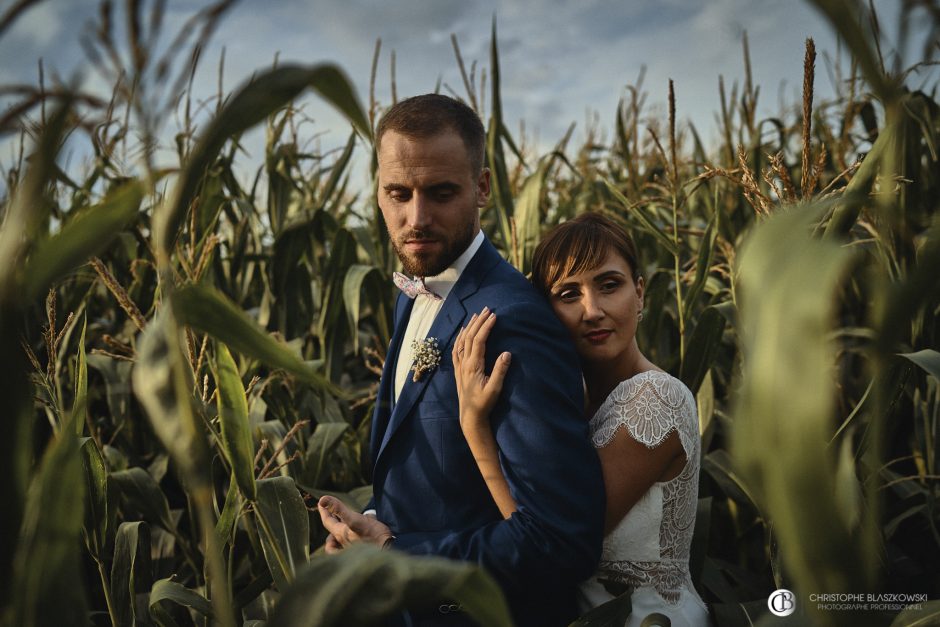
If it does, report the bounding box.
[319,94,605,626]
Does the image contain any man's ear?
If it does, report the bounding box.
[477,168,492,207]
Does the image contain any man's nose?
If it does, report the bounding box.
[406,194,432,229]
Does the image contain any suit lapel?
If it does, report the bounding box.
[374,238,503,464]
[376,297,466,458]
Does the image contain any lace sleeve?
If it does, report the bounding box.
[590,372,698,457]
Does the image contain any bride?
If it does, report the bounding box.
[452,212,708,626]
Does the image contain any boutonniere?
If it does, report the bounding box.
[411,337,441,382]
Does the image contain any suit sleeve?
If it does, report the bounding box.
[391,300,606,592]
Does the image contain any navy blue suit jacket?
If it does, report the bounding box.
[370,237,605,627]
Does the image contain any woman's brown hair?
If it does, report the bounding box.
[531,213,641,296]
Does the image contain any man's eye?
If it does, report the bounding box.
[433,189,456,201]
[389,191,410,202]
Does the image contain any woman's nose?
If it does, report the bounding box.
[581,291,605,322]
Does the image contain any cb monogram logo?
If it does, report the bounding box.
[768,588,796,617]
[438,603,464,615]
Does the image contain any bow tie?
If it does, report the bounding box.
[393,272,443,300]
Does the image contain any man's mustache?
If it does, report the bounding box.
[398,230,442,243]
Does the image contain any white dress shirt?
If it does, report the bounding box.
[393,229,485,401]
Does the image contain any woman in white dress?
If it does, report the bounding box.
[452,212,708,626]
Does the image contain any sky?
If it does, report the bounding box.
[1,0,937,184]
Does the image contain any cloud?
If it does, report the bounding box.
[1,0,937,175]
[0,1,73,84]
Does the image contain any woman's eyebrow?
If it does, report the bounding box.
[551,280,578,292]
[592,270,626,281]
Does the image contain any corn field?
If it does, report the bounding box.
[1,0,939,626]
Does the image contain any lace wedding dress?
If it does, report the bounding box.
[578,371,709,627]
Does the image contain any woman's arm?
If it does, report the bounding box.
[452,309,517,519]
[597,424,685,534]
[461,409,517,519]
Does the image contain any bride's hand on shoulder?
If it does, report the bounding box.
[452,307,519,519]
[452,307,512,431]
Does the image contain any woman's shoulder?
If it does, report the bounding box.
[590,370,698,449]
[608,370,694,408]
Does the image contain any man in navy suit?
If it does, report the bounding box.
[318,94,605,626]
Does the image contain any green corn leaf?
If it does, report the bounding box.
[602,179,679,256]
[111,467,175,532]
[316,132,358,212]
[255,476,310,591]
[267,544,513,627]
[87,353,134,427]
[680,304,728,395]
[301,422,349,488]
[486,17,515,250]
[0,108,74,594]
[0,100,72,285]
[71,316,88,435]
[342,264,386,353]
[194,165,226,246]
[173,283,339,395]
[149,578,213,625]
[637,270,675,367]
[215,474,243,547]
[878,217,940,353]
[111,521,152,627]
[890,601,940,627]
[11,427,87,627]
[79,437,111,560]
[898,349,940,380]
[512,153,555,274]
[318,227,358,381]
[682,210,718,322]
[696,370,715,438]
[212,342,257,501]
[823,132,892,236]
[732,205,869,596]
[270,211,318,340]
[25,181,144,301]
[701,450,759,510]
[154,63,369,256]
[133,306,211,482]
[806,0,896,101]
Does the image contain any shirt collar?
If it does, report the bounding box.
[421,230,485,300]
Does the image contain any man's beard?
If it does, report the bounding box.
[392,222,476,278]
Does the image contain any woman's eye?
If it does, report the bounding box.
[557,290,578,302]
[601,280,621,292]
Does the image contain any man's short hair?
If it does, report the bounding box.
[376,94,486,175]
